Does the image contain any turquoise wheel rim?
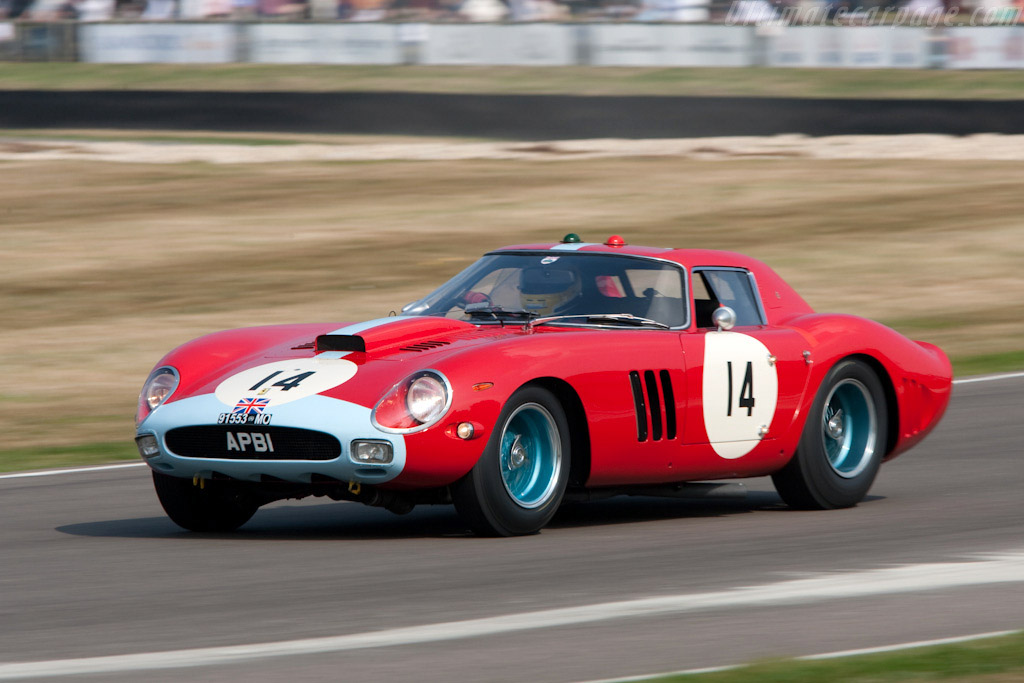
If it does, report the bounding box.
[821,378,877,479]
[499,403,562,509]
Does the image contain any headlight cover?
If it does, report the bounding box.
[136,366,179,425]
[372,370,452,434]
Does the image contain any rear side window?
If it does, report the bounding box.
[694,269,765,327]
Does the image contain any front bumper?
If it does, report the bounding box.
[136,394,407,485]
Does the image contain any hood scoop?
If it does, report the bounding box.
[315,317,474,356]
[315,335,366,353]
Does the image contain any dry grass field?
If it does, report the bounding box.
[2,137,1023,468]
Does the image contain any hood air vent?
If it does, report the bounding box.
[400,340,451,352]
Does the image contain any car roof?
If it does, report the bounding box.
[493,240,816,321]
[492,242,766,272]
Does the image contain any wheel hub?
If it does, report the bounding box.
[826,409,845,440]
[508,435,528,470]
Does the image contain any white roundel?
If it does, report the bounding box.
[702,331,779,459]
[215,358,357,408]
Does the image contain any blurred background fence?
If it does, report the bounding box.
[0,21,1022,67]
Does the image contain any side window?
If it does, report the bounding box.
[624,268,683,300]
[622,266,686,327]
[695,269,765,327]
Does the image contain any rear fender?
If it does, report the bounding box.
[785,314,952,462]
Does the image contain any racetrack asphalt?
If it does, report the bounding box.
[1,376,1022,682]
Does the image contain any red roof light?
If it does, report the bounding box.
[605,235,626,247]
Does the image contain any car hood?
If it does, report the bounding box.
[156,315,521,411]
[317,315,501,358]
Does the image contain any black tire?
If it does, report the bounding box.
[152,471,258,532]
[453,386,571,536]
[772,359,887,510]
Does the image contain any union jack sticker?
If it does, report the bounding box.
[233,397,270,415]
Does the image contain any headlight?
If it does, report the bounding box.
[407,375,447,423]
[136,366,178,425]
[372,370,451,433]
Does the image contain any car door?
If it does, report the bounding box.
[680,267,810,473]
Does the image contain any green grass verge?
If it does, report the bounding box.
[0,441,139,473]
[951,350,1024,378]
[653,630,1024,682]
[2,64,1024,100]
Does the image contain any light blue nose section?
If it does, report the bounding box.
[137,394,406,484]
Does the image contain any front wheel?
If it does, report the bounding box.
[152,471,258,532]
[453,386,571,536]
[772,359,887,510]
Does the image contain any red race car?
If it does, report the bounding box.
[135,235,951,536]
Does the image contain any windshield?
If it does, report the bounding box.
[405,252,688,328]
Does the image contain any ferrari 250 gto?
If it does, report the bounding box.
[135,235,951,535]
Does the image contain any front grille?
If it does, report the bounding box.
[165,426,341,461]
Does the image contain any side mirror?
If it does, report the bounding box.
[712,306,736,331]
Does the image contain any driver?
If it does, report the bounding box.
[519,266,582,316]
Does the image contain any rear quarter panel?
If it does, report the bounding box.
[784,313,953,461]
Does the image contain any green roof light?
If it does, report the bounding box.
[561,233,582,244]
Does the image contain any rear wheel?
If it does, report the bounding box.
[453,386,571,536]
[772,359,887,510]
[152,471,258,532]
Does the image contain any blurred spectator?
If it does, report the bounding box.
[508,0,569,18]
[231,0,256,18]
[56,0,79,15]
[17,0,111,17]
[140,0,176,16]
[6,0,34,16]
[634,0,709,20]
[76,0,114,18]
[257,0,308,16]
[724,0,777,21]
[332,0,382,19]
[903,0,941,16]
[459,0,508,19]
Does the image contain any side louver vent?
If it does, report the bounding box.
[400,340,451,352]
[628,369,677,442]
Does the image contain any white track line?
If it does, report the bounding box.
[800,628,1021,660]
[0,462,145,481]
[582,629,1022,682]
[953,371,1024,385]
[1,551,1022,680]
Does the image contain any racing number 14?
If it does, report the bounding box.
[249,370,316,392]
[726,361,756,417]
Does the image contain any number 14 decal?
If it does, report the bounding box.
[249,370,316,393]
[726,361,756,417]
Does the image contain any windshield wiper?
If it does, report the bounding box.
[465,306,538,322]
[527,313,670,330]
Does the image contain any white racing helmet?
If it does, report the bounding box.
[519,266,581,316]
